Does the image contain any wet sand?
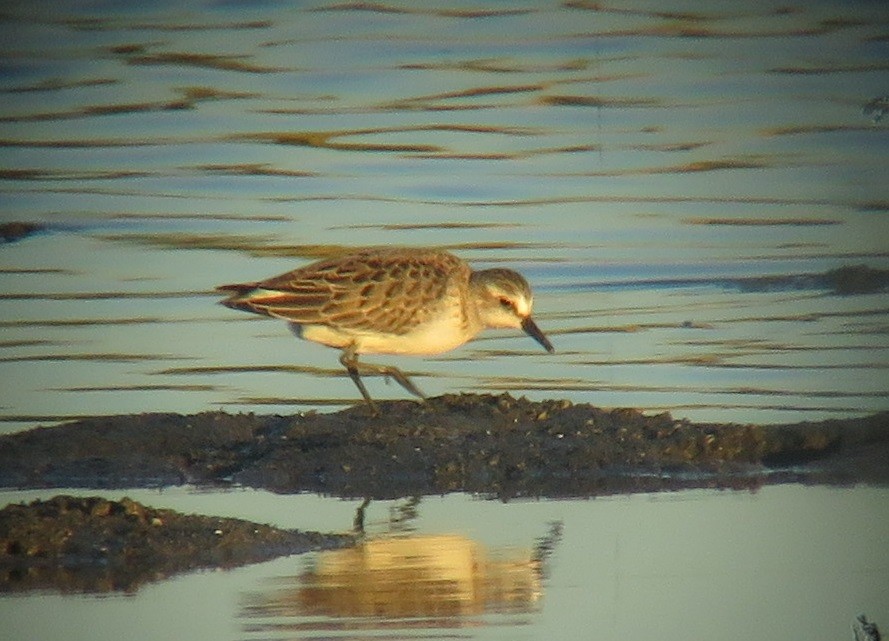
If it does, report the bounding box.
[2,393,886,592]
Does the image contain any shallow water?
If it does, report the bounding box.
[2,485,888,641]
[1,0,887,431]
[1,1,888,639]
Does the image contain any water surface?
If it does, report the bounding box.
[1,485,888,641]
[1,0,887,430]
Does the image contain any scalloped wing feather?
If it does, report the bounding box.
[219,249,469,335]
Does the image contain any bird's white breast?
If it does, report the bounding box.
[291,310,478,357]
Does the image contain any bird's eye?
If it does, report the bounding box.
[499,297,513,310]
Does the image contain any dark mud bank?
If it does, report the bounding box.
[0,495,354,593]
[2,394,887,499]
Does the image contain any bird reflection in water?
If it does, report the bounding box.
[242,522,562,629]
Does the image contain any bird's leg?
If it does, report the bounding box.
[340,347,378,415]
[339,347,427,408]
[353,497,371,535]
[373,363,427,400]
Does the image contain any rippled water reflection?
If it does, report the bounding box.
[2,0,888,430]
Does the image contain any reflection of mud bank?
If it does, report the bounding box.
[569,264,889,296]
[1,394,886,498]
[0,221,46,243]
[0,495,354,593]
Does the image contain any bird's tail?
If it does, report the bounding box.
[216,282,260,312]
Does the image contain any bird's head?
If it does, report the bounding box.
[471,268,554,353]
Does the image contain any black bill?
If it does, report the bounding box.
[521,316,555,353]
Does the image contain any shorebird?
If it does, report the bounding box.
[217,247,554,412]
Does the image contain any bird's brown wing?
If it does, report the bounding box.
[218,249,468,335]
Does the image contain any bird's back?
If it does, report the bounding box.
[217,247,471,336]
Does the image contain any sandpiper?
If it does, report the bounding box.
[217,247,554,411]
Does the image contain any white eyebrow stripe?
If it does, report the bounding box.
[515,296,532,317]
